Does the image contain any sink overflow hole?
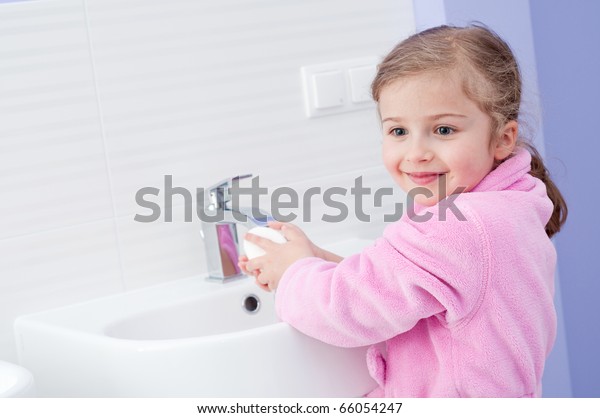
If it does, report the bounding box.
[242,294,261,314]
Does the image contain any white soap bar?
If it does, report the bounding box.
[243,226,287,259]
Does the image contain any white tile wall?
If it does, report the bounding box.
[0,0,415,362]
[0,0,114,240]
[0,220,123,361]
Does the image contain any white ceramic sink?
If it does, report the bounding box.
[0,361,36,397]
[14,238,377,397]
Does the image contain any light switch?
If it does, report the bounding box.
[348,65,377,103]
[312,71,345,109]
[301,57,378,118]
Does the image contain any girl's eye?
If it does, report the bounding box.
[436,126,455,135]
[390,127,408,137]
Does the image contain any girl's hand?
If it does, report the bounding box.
[238,254,269,291]
[240,221,317,292]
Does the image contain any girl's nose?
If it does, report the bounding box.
[405,136,434,163]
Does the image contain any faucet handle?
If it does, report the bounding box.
[206,174,252,209]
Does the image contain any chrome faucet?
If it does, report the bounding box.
[200,174,271,281]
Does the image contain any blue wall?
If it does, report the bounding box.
[529,0,600,397]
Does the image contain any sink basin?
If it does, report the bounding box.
[14,238,377,397]
[104,281,278,341]
[0,361,36,398]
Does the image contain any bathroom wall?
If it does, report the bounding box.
[0,0,415,362]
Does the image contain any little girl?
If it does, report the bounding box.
[239,24,567,397]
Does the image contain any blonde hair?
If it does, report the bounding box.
[372,24,567,237]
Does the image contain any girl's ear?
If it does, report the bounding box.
[494,120,518,160]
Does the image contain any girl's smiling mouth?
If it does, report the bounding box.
[405,172,446,186]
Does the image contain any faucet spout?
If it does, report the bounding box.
[200,175,272,281]
[225,206,271,228]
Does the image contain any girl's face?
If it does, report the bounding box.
[379,72,515,206]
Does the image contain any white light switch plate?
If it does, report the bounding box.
[300,57,380,118]
[312,71,345,109]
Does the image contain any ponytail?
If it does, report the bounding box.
[520,142,568,238]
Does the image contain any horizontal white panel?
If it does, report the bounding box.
[85,0,414,218]
[0,219,123,362]
[0,0,113,239]
[116,214,206,290]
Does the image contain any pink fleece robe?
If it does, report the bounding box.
[275,148,557,397]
